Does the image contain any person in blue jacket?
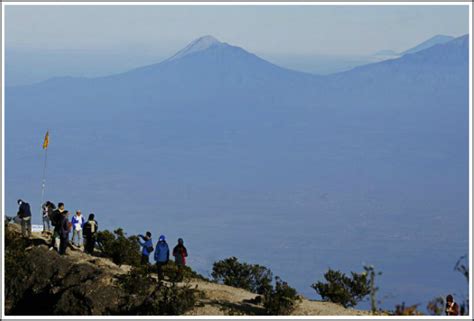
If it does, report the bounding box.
[138,231,154,265]
[154,234,169,281]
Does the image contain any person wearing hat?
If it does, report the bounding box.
[154,234,169,281]
[445,294,460,315]
[17,199,32,238]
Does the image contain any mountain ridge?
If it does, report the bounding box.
[9,33,468,89]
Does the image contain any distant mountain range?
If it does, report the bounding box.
[5,34,462,86]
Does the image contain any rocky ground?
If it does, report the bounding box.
[4,223,368,316]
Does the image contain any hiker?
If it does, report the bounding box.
[445,294,460,315]
[154,235,169,281]
[71,210,86,247]
[17,199,32,238]
[58,210,71,255]
[50,202,66,250]
[41,201,55,233]
[138,232,154,265]
[83,213,99,254]
[172,238,188,281]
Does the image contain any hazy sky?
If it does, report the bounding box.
[5,5,470,56]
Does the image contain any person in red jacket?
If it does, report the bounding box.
[172,238,188,281]
[445,294,460,316]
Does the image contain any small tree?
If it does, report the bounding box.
[311,268,370,308]
[427,296,444,315]
[96,228,141,266]
[119,266,197,315]
[263,276,300,315]
[212,257,272,294]
[364,265,382,313]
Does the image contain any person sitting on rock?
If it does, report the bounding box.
[83,213,99,254]
[138,231,154,265]
[154,235,169,281]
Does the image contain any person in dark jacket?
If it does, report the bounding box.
[172,238,188,281]
[50,202,66,250]
[83,213,99,254]
[58,210,71,255]
[138,231,154,265]
[445,294,460,316]
[17,199,32,238]
[154,235,169,281]
[41,201,55,233]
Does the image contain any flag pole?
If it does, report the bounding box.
[41,148,48,205]
[41,130,49,208]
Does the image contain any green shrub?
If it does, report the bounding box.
[263,276,300,315]
[311,268,370,308]
[119,266,197,315]
[96,229,141,267]
[427,296,444,315]
[393,302,422,315]
[159,260,208,282]
[119,265,154,295]
[212,257,272,294]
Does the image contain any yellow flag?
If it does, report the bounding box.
[42,131,49,149]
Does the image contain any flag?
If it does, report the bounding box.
[42,131,49,149]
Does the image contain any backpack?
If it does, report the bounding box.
[147,245,154,253]
[83,221,97,237]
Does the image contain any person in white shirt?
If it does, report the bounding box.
[71,210,85,247]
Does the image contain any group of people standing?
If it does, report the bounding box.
[41,201,99,255]
[16,199,189,281]
[137,232,188,281]
[16,199,99,255]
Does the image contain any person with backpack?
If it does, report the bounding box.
[17,199,32,238]
[71,210,86,247]
[50,202,66,251]
[58,210,71,255]
[172,238,188,281]
[445,294,460,315]
[41,201,55,233]
[154,235,169,281]
[138,231,154,265]
[83,213,98,254]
